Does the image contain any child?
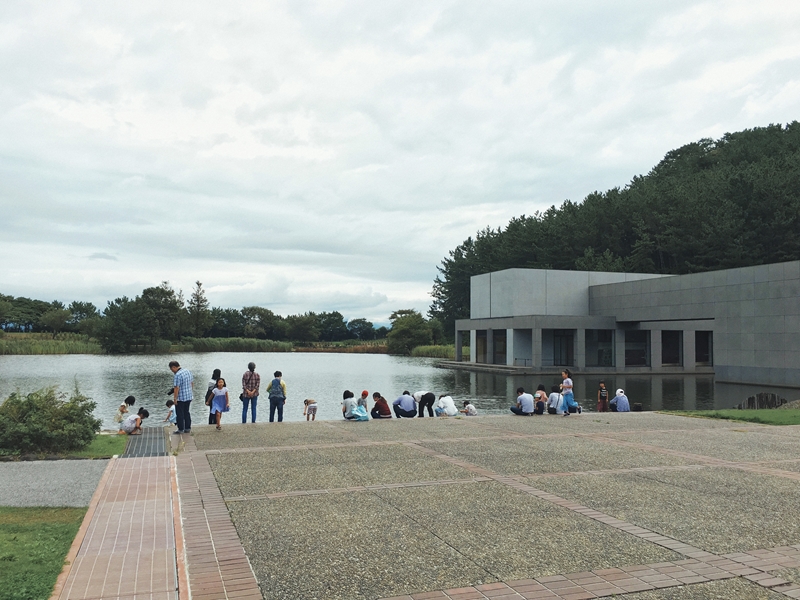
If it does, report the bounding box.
[113,403,128,424]
[164,399,177,426]
[358,390,369,408]
[533,384,547,415]
[124,395,136,408]
[119,408,149,435]
[303,399,318,421]
[547,385,562,414]
[210,378,230,430]
[459,400,478,416]
[597,380,609,412]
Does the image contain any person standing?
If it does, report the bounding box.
[207,368,221,425]
[597,380,609,412]
[268,371,287,423]
[242,362,260,423]
[414,390,436,417]
[169,360,194,434]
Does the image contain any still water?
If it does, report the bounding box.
[0,353,798,429]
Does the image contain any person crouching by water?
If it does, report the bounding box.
[119,408,149,435]
[371,392,392,419]
[342,390,358,420]
[414,390,436,417]
[303,399,318,421]
[210,378,230,430]
[459,400,478,416]
[392,391,417,418]
[610,389,630,412]
[435,394,458,417]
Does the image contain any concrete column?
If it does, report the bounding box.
[650,330,662,368]
[470,330,477,363]
[486,329,494,365]
[532,329,542,369]
[616,329,626,369]
[506,328,515,366]
[455,330,463,362]
[576,328,586,369]
[683,330,696,371]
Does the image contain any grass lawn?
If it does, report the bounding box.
[666,409,800,426]
[70,434,128,458]
[0,507,86,600]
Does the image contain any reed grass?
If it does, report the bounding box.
[183,337,293,352]
[0,334,102,355]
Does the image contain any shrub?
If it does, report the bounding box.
[410,345,455,359]
[0,388,101,455]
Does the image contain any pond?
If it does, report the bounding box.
[1,353,798,429]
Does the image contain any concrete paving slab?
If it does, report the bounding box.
[616,577,785,598]
[476,413,744,435]
[228,493,497,600]
[371,481,682,580]
[419,437,696,476]
[612,428,800,462]
[0,460,109,507]
[325,417,508,441]
[531,469,800,553]
[192,421,359,450]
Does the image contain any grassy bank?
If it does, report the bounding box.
[0,332,102,355]
[296,340,388,354]
[72,434,128,458]
[667,409,800,426]
[0,506,86,600]
[181,337,293,352]
[410,344,469,359]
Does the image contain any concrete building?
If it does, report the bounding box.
[453,261,800,387]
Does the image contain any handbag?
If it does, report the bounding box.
[205,388,214,407]
[239,393,245,401]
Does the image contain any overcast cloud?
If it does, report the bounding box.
[1,0,799,322]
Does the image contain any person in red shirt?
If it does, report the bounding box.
[370,392,392,419]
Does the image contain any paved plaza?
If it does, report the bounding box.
[52,412,800,599]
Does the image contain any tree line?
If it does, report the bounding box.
[429,122,800,335]
[0,282,445,355]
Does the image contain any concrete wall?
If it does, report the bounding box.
[591,260,800,386]
[471,268,668,319]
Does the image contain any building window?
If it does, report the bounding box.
[553,329,574,366]
[625,330,650,366]
[475,331,487,363]
[696,331,713,365]
[586,329,614,367]
[493,330,507,365]
[661,330,682,366]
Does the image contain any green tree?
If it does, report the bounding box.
[285,312,319,342]
[140,282,182,342]
[242,306,285,339]
[316,311,349,341]
[38,308,72,338]
[68,301,98,324]
[347,318,376,340]
[186,281,213,337]
[209,307,247,338]
[386,309,432,355]
[98,297,159,353]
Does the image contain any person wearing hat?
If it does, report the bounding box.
[357,390,369,409]
[610,389,630,412]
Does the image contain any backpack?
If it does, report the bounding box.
[268,378,285,400]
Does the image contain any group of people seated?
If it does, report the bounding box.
[340,390,478,421]
[510,376,631,417]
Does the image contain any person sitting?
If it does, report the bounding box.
[611,389,630,412]
[392,391,417,418]
[533,385,547,415]
[342,390,358,420]
[510,387,535,416]
[435,394,458,417]
[547,385,563,414]
[370,392,392,419]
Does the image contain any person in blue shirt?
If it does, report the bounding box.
[169,360,194,434]
[392,391,417,418]
[612,389,631,412]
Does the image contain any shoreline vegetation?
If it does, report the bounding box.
[0,332,463,357]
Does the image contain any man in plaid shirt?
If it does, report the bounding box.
[169,360,194,434]
[241,362,260,423]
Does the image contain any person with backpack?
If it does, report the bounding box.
[268,370,287,422]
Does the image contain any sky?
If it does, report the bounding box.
[1,1,799,324]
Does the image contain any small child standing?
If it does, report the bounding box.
[164,400,177,427]
[303,399,318,421]
[114,403,128,424]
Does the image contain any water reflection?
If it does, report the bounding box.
[1,353,799,427]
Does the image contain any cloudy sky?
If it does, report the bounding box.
[1,1,799,323]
